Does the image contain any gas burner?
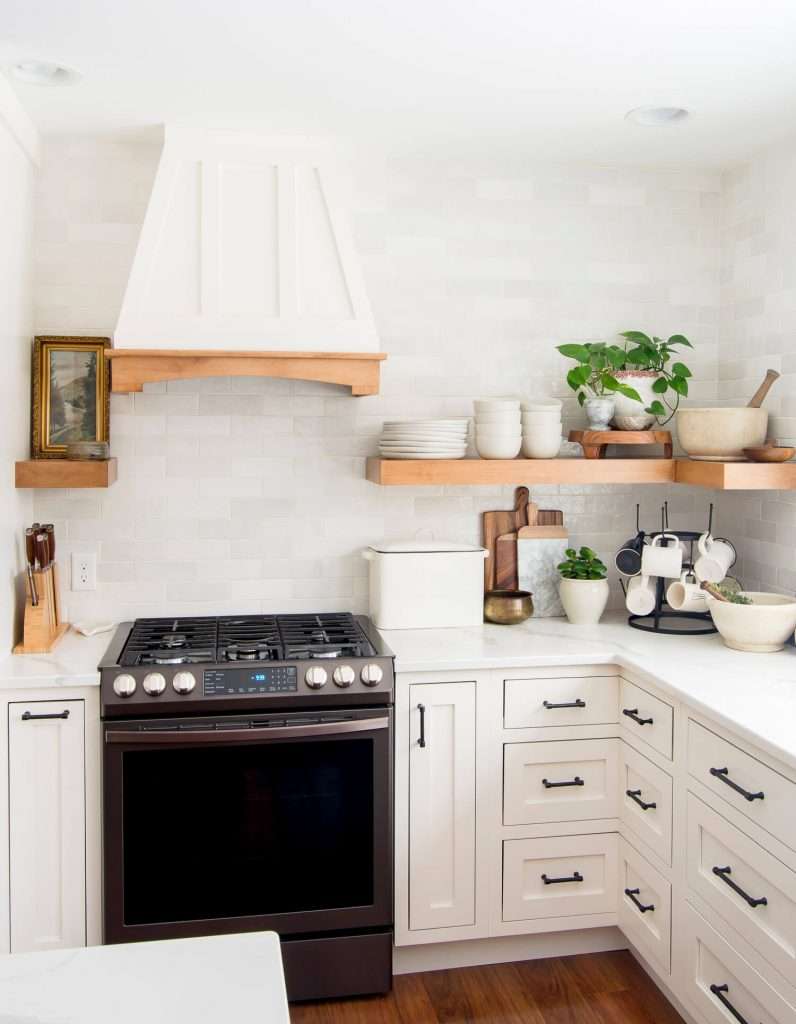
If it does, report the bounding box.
[225,642,275,663]
[160,632,187,648]
[142,648,216,666]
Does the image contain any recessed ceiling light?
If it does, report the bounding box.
[625,106,690,127]
[12,60,81,86]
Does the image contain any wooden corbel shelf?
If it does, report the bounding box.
[105,349,387,395]
[15,458,118,489]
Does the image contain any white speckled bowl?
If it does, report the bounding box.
[677,408,768,461]
[707,592,796,652]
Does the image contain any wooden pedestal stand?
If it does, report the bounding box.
[569,429,673,460]
[13,564,68,654]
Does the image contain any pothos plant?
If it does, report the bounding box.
[557,547,608,581]
[555,341,641,406]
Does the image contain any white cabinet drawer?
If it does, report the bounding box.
[502,834,618,922]
[504,676,618,729]
[619,742,673,865]
[619,679,673,760]
[618,838,671,973]
[680,903,796,1024]
[503,739,618,825]
[688,719,796,853]
[687,793,796,984]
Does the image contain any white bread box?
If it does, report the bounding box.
[363,542,488,629]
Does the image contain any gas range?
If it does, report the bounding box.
[100,612,394,718]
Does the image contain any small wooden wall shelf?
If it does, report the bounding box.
[674,459,796,490]
[15,459,118,489]
[569,429,672,460]
[106,349,387,396]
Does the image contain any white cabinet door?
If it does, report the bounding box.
[8,700,86,952]
[408,681,476,931]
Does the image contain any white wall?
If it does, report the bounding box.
[0,80,38,652]
[33,140,722,622]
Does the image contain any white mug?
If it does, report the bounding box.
[694,533,736,583]
[640,533,683,579]
[666,571,708,613]
[626,574,657,616]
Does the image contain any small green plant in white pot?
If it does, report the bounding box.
[613,330,693,429]
[557,547,610,625]
[555,342,640,430]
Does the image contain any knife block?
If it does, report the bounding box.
[14,564,68,654]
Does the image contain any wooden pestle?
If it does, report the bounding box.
[747,369,780,408]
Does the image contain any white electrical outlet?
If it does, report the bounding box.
[71,552,97,591]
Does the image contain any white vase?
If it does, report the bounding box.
[558,577,610,625]
[612,371,660,430]
[583,396,615,431]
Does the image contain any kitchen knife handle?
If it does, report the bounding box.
[43,524,55,561]
[25,528,35,565]
[34,533,49,570]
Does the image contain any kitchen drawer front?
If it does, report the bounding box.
[688,719,796,853]
[618,838,671,973]
[619,742,673,865]
[680,903,796,1024]
[687,792,796,983]
[619,679,673,760]
[504,676,618,729]
[504,739,618,826]
[502,834,618,922]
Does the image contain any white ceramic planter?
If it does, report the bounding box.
[584,396,615,431]
[612,371,660,430]
[558,577,610,625]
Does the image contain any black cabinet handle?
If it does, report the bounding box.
[541,871,583,885]
[709,767,764,802]
[624,887,655,914]
[712,866,768,909]
[626,788,657,811]
[622,707,653,726]
[542,699,586,710]
[21,709,70,721]
[417,704,426,748]
[542,776,585,789]
[709,984,750,1024]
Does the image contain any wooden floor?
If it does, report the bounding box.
[291,951,684,1023]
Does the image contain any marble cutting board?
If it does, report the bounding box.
[518,529,568,617]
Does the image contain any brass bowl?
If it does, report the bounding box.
[484,589,533,625]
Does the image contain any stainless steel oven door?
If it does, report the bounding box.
[103,708,392,944]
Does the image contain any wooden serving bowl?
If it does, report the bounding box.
[743,446,796,463]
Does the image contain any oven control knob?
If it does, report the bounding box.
[142,672,167,696]
[112,673,137,698]
[333,665,355,688]
[305,666,328,689]
[361,664,384,687]
[173,671,197,695]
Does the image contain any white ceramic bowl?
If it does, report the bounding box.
[521,435,561,459]
[474,398,520,413]
[475,435,522,459]
[521,399,562,411]
[706,592,796,652]
[521,412,562,426]
[476,425,522,439]
[475,410,522,424]
[677,408,768,461]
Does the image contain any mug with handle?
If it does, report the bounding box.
[641,533,683,580]
[694,533,736,584]
[625,574,657,616]
[666,571,708,613]
[615,531,645,577]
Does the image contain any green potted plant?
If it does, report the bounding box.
[557,546,610,625]
[612,331,693,429]
[555,342,642,430]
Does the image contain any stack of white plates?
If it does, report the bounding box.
[379,420,469,459]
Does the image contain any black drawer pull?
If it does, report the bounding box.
[622,707,653,726]
[417,704,426,748]
[712,866,768,909]
[541,871,583,885]
[626,788,657,811]
[709,983,750,1024]
[542,699,586,710]
[709,767,764,802]
[624,887,655,914]
[21,709,70,721]
[542,776,585,789]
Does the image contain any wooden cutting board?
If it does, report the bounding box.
[482,487,532,591]
[493,506,564,591]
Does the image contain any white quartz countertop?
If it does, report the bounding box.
[384,613,796,772]
[0,931,289,1024]
[0,628,109,690]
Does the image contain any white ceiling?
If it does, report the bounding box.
[3,0,796,166]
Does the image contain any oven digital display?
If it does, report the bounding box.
[203,666,298,696]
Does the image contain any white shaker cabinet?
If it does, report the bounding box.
[7,700,87,953]
[406,681,477,932]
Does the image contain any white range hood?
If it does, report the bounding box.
[114,127,378,352]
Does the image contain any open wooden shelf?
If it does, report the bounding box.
[366,456,796,490]
[106,349,387,395]
[15,458,118,489]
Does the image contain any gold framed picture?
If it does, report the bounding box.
[32,336,111,459]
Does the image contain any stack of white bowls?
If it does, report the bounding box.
[379,420,469,459]
[521,399,562,459]
[473,398,522,459]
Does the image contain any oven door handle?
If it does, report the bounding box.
[105,716,389,745]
